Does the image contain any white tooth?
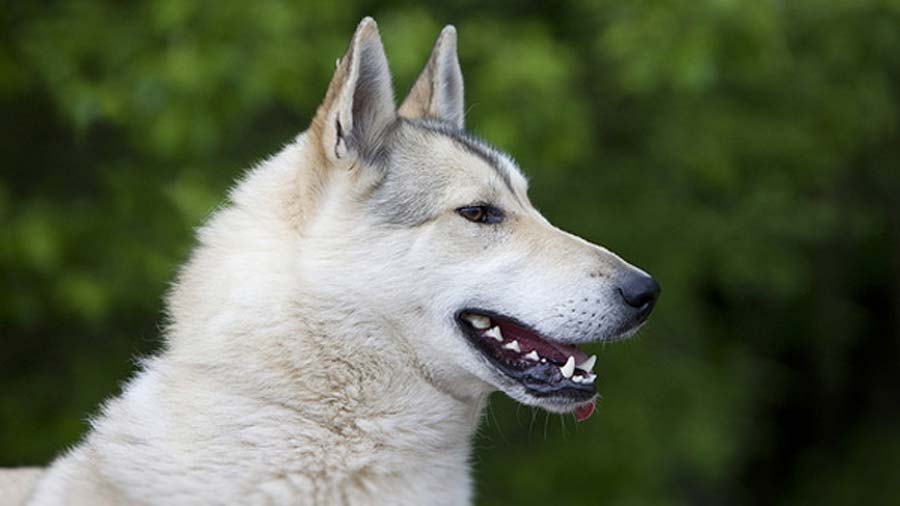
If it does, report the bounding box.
[585,373,597,383]
[572,374,584,383]
[484,326,503,341]
[540,358,547,363]
[560,356,575,379]
[524,351,540,361]
[465,314,491,330]
[502,340,521,352]
[577,355,597,373]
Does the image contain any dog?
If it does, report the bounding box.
[2,17,660,505]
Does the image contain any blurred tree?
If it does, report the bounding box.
[2,1,899,505]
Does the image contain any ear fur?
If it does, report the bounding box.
[312,17,396,165]
[399,26,465,129]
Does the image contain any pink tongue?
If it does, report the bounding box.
[574,401,596,422]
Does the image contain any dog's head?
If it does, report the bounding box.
[298,18,659,420]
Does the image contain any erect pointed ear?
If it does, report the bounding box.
[312,17,396,165]
[398,25,465,129]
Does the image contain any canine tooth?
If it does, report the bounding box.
[577,355,597,373]
[560,356,575,379]
[465,314,491,330]
[572,374,584,383]
[484,326,503,341]
[540,358,547,363]
[524,351,539,361]
[502,340,521,352]
[585,373,597,383]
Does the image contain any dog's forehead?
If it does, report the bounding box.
[393,120,527,194]
[366,121,530,226]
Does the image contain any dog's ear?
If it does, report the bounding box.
[399,26,465,129]
[313,17,396,165]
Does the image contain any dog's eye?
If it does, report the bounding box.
[457,205,503,225]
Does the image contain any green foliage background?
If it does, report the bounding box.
[2,1,900,504]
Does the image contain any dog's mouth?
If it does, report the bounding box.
[456,309,598,421]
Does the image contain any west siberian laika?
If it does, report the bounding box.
[6,17,660,506]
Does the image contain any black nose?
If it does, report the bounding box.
[618,274,661,314]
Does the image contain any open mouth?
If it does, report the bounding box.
[457,309,598,421]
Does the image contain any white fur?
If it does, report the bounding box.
[6,18,651,505]
[26,133,485,506]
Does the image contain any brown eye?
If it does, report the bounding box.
[457,205,504,224]
[458,206,485,222]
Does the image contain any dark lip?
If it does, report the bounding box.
[454,308,597,401]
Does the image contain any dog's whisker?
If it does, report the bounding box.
[529,407,538,444]
[487,398,508,446]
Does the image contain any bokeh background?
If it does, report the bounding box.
[3,1,900,504]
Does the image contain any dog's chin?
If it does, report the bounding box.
[495,375,597,414]
[455,309,641,420]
